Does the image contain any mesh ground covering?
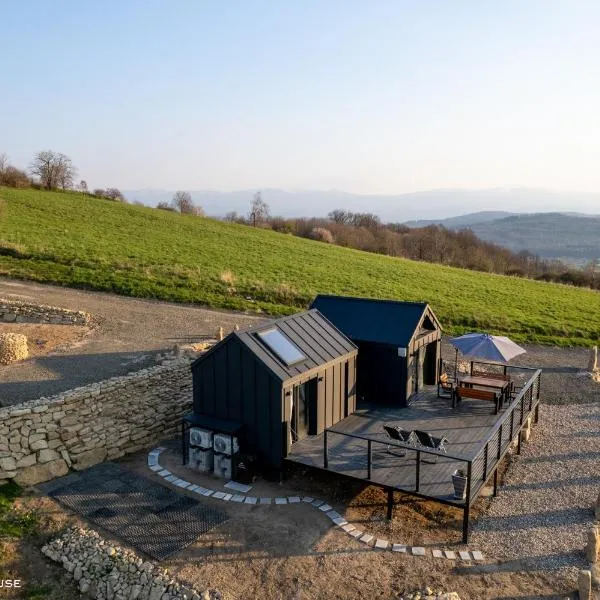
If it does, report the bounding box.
[39,462,228,560]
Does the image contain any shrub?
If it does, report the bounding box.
[309,227,335,243]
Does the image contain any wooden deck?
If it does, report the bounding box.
[286,387,506,506]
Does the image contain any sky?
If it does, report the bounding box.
[2,1,600,213]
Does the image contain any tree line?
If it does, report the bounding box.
[225,199,600,291]
[0,150,204,215]
[1,152,597,290]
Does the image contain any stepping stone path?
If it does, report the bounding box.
[147,447,487,562]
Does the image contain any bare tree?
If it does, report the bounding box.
[104,187,126,202]
[29,150,76,191]
[171,190,194,214]
[157,200,176,211]
[328,209,353,225]
[0,153,8,176]
[248,191,270,226]
[57,153,76,190]
[78,180,88,193]
[93,188,106,197]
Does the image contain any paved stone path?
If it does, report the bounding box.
[148,447,487,562]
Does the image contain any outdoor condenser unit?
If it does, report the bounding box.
[189,447,214,473]
[213,452,232,479]
[213,433,239,456]
[189,427,213,449]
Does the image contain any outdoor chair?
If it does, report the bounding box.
[413,429,449,464]
[437,372,455,399]
[383,425,416,457]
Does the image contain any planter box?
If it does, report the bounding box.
[452,470,468,500]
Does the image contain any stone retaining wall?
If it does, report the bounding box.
[0,299,90,325]
[42,526,221,600]
[0,361,192,485]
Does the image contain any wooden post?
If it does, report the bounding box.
[493,469,498,496]
[517,428,522,455]
[387,488,394,520]
[534,403,540,424]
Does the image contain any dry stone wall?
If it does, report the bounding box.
[42,526,221,600]
[0,299,90,325]
[0,361,192,485]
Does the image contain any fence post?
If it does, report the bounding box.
[462,460,473,543]
[367,439,372,480]
[510,410,515,439]
[415,450,421,492]
[324,430,328,469]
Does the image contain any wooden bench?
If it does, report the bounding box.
[454,386,501,414]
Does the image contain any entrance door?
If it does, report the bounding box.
[291,379,317,441]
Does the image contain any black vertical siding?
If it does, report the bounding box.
[192,335,356,469]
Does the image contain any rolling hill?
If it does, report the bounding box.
[1,186,599,346]
[406,211,599,264]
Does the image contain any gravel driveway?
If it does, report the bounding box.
[471,402,599,585]
[0,279,265,405]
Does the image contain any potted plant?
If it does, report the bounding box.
[452,469,468,500]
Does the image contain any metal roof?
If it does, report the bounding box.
[193,309,357,383]
[310,295,440,347]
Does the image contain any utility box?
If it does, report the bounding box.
[213,452,233,479]
[189,427,213,449]
[189,447,214,473]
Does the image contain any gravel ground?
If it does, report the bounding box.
[470,402,600,583]
[0,278,265,405]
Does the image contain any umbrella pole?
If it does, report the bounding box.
[454,347,458,381]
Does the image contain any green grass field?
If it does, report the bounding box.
[1,186,599,345]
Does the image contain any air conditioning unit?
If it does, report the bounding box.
[189,447,214,473]
[189,427,213,449]
[213,433,239,456]
[213,452,232,479]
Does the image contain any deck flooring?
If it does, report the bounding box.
[286,387,505,505]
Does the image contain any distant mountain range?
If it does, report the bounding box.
[124,188,599,264]
[405,211,599,264]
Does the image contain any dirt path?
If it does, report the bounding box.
[0,278,265,406]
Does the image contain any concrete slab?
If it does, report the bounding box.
[302,497,314,503]
[224,481,252,493]
[444,550,456,560]
[472,550,485,561]
[459,551,471,561]
[288,496,301,503]
[259,497,272,505]
[392,544,407,553]
[374,539,389,550]
[244,496,258,505]
[432,549,444,558]
[411,547,426,556]
[359,534,374,544]
[319,504,333,512]
[275,497,288,505]
[231,495,245,503]
[212,491,226,500]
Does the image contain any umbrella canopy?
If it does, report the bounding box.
[450,333,526,363]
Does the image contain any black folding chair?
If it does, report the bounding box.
[413,429,449,464]
[383,425,416,457]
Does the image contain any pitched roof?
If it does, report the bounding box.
[310,295,440,347]
[194,309,357,383]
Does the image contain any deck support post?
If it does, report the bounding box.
[517,429,522,455]
[534,403,540,424]
[387,488,394,520]
[493,469,498,497]
[462,461,473,544]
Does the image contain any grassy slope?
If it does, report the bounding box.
[0,186,599,345]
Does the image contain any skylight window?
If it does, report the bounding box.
[257,328,306,365]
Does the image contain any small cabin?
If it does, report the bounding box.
[310,295,442,407]
[190,309,357,470]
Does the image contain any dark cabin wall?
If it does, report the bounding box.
[282,355,357,457]
[192,338,284,468]
[356,341,407,406]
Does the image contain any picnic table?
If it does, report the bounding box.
[458,375,511,404]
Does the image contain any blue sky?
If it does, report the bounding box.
[2,1,600,208]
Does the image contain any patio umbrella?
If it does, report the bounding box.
[450,333,526,378]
